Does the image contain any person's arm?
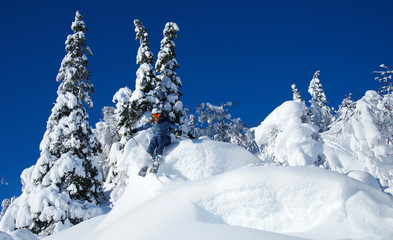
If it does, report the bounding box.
[131,122,151,133]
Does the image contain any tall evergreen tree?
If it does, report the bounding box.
[56,11,94,109]
[0,11,104,235]
[155,22,187,129]
[128,19,158,124]
[308,70,333,132]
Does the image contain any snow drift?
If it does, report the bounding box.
[0,229,38,240]
[106,131,260,202]
[40,137,393,240]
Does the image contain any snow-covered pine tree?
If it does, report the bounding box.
[127,19,158,125]
[56,11,94,109]
[0,11,104,235]
[291,83,304,102]
[196,102,230,141]
[308,70,333,132]
[155,22,188,131]
[188,114,200,139]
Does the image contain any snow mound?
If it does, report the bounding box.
[127,135,260,181]
[41,132,393,240]
[191,167,393,239]
[160,137,260,181]
[0,229,38,240]
[101,136,261,228]
[346,170,381,190]
[9,229,38,240]
[44,166,393,240]
[108,133,260,202]
[0,231,13,240]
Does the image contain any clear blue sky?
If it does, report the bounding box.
[1,0,392,203]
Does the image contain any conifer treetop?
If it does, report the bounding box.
[56,10,94,109]
[291,83,303,103]
[308,70,328,105]
[155,22,180,78]
[134,19,154,66]
[307,70,333,132]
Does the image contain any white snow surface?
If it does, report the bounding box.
[39,137,393,240]
[0,229,38,240]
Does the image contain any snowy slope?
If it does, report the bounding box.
[40,138,393,240]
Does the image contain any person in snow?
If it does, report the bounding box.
[131,109,180,173]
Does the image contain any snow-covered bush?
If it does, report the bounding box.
[254,101,325,167]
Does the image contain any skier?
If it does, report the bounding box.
[131,109,179,176]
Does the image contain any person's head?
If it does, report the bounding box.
[152,109,161,122]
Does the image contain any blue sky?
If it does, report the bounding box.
[1,0,392,203]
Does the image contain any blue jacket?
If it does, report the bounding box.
[136,117,178,138]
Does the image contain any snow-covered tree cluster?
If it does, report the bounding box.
[112,20,187,145]
[255,69,393,194]
[191,101,258,153]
